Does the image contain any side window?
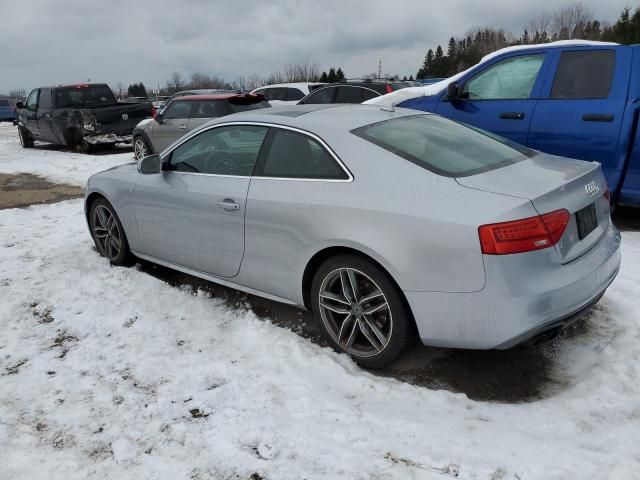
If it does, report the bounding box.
[26,89,39,110]
[266,88,286,101]
[463,54,545,100]
[38,89,52,109]
[361,88,380,102]
[169,125,268,176]
[286,88,305,101]
[192,101,226,118]
[551,50,616,99]
[335,86,364,103]
[300,87,335,104]
[163,101,192,119]
[258,128,348,179]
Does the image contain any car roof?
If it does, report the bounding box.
[175,93,265,101]
[202,104,431,136]
[252,82,327,90]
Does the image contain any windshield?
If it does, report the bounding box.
[351,114,535,177]
[227,98,270,114]
[55,85,117,108]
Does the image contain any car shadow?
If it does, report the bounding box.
[136,260,590,404]
[30,142,132,156]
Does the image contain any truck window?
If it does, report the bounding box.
[26,89,39,110]
[55,85,116,108]
[550,50,616,99]
[39,89,52,109]
[463,54,545,100]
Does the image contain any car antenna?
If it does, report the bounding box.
[380,102,395,112]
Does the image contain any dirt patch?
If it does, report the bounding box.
[0,173,83,209]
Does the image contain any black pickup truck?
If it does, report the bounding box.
[16,83,152,152]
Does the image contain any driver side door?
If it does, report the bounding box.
[133,124,269,278]
[151,100,193,152]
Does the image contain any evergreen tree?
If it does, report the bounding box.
[319,71,328,82]
[408,75,414,81]
[327,67,337,83]
[335,67,345,81]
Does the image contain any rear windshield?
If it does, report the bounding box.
[55,85,117,108]
[0,100,9,107]
[351,115,534,177]
[227,98,270,114]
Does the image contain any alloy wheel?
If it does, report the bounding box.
[91,205,122,260]
[318,267,393,357]
[133,137,148,161]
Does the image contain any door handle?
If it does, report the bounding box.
[582,114,614,122]
[218,199,240,211]
[43,113,51,119]
[179,125,187,130]
[499,112,525,120]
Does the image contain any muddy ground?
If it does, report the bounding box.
[2,171,638,402]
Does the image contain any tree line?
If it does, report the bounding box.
[418,4,640,79]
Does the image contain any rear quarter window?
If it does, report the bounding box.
[351,115,534,177]
[551,50,616,99]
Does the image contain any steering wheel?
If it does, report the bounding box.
[205,151,238,175]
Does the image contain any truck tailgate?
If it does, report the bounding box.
[84,103,152,135]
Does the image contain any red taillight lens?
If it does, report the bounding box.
[385,84,393,93]
[479,209,570,255]
[152,106,157,118]
[603,187,611,201]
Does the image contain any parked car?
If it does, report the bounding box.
[369,41,640,207]
[0,99,17,122]
[297,80,411,105]
[160,89,242,113]
[250,83,326,105]
[131,93,269,160]
[15,83,153,152]
[85,104,620,368]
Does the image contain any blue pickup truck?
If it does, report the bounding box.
[383,41,640,206]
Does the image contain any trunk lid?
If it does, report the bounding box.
[456,153,611,263]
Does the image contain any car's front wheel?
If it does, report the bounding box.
[133,135,151,161]
[311,254,414,368]
[89,198,133,266]
[18,126,34,148]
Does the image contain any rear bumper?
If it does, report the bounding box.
[405,221,621,349]
[84,133,132,145]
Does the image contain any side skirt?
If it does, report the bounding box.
[131,250,300,307]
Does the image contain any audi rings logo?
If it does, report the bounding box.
[585,181,600,197]
[122,113,129,120]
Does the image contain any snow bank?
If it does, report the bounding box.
[364,40,619,107]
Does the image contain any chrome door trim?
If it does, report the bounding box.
[159,121,354,183]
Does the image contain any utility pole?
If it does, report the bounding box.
[378,60,382,79]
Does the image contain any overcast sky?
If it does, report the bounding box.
[1,0,630,94]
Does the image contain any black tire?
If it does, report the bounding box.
[310,254,415,369]
[78,139,95,154]
[133,135,152,161]
[18,126,34,148]
[88,197,134,266]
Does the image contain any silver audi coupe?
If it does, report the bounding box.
[85,104,621,368]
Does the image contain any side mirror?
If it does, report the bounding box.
[446,82,461,101]
[137,154,162,174]
[15,101,24,110]
[155,113,164,123]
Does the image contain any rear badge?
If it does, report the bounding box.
[585,181,600,197]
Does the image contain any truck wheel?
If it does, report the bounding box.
[78,140,95,154]
[18,126,34,148]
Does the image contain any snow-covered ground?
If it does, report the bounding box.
[0,123,133,186]
[1,123,639,479]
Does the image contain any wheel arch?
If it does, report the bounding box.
[133,129,155,154]
[301,245,413,323]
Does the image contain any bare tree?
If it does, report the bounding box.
[526,12,553,41]
[283,61,320,82]
[551,2,594,39]
[169,71,184,90]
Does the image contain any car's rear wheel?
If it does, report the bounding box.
[18,126,34,148]
[311,254,414,368]
[89,198,133,266]
[133,136,151,161]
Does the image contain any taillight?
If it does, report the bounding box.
[385,85,393,93]
[603,187,611,201]
[478,209,570,255]
[152,106,157,118]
